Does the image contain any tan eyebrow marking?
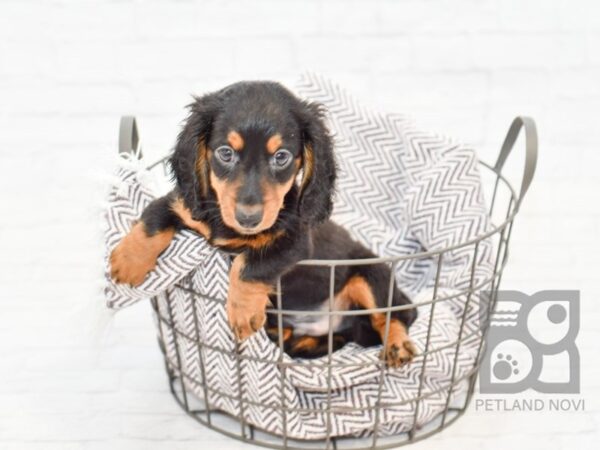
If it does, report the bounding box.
[266,133,282,154]
[227,131,244,151]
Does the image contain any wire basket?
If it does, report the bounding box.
[118,115,537,449]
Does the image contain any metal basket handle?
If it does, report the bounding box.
[494,116,538,209]
[119,115,142,158]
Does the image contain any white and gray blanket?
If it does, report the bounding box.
[104,74,494,439]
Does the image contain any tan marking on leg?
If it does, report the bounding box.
[266,133,282,154]
[226,254,272,340]
[371,317,417,368]
[227,131,244,151]
[266,326,293,342]
[291,335,319,352]
[171,198,211,239]
[110,222,174,286]
[283,327,293,341]
[337,276,416,367]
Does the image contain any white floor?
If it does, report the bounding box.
[1,1,600,449]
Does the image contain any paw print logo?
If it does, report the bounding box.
[494,353,519,380]
[485,339,531,385]
[480,290,579,394]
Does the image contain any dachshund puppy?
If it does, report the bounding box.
[110,81,417,367]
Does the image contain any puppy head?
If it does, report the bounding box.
[170,81,336,235]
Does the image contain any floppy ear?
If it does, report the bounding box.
[169,93,221,220]
[297,101,336,224]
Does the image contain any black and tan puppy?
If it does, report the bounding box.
[110,81,417,366]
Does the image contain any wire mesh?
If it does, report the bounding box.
[127,115,536,449]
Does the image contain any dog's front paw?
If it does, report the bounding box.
[381,337,417,368]
[110,223,168,286]
[110,241,155,287]
[227,298,267,341]
[226,254,272,341]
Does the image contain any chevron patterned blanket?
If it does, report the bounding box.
[104,74,494,439]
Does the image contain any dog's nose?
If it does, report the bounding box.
[235,204,263,229]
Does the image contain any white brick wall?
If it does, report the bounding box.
[1,0,599,448]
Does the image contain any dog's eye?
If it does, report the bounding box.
[272,149,292,168]
[215,145,236,164]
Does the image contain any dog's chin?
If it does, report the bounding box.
[236,226,262,236]
[223,219,273,236]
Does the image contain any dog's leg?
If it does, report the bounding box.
[226,253,273,340]
[287,334,347,359]
[110,193,182,286]
[371,315,417,368]
[226,231,310,341]
[338,273,417,368]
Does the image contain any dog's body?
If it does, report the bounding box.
[111,81,417,366]
[267,220,416,361]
